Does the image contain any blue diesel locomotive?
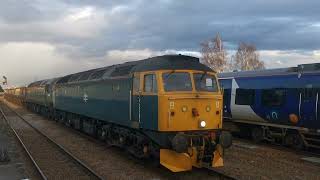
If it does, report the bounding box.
[6,55,232,172]
[219,63,320,149]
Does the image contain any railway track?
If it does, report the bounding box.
[71,125,236,179]
[45,112,236,180]
[3,100,235,179]
[233,136,320,158]
[0,102,103,180]
[45,111,236,180]
[7,101,319,180]
[65,122,236,180]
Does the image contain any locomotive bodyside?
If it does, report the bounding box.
[26,80,47,108]
[54,78,132,128]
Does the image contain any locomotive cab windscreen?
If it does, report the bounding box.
[162,71,219,92]
[158,70,222,132]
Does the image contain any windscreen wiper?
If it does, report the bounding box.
[164,70,175,80]
[200,71,207,80]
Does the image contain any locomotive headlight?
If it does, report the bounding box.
[200,120,206,128]
[181,106,188,112]
[206,105,211,112]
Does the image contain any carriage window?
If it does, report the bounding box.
[162,72,192,91]
[262,89,286,107]
[193,73,218,92]
[144,74,157,93]
[235,89,255,105]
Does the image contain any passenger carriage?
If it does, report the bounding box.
[219,63,320,149]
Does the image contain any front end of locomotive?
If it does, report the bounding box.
[157,70,232,172]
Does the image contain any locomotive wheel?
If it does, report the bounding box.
[251,127,264,143]
[284,133,304,150]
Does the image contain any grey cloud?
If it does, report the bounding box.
[1,0,320,59]
[0,0,68,23]
[0,0,42,23]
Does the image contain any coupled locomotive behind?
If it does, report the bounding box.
[4,87,26,105]
[6,55,232,172]
[219,63,320,149]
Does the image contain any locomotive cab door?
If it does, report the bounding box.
[299,87,320,129]
[131,73,141,128]
[131,72,158,129]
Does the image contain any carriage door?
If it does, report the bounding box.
[300,88,319,128]
[220,79,233,119]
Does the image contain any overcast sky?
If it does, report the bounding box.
[0,0,320,86]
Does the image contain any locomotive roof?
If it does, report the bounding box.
[130,55,213,72]
[219,63,320,79]
[28,80,46,87]
[28,55,212,86]
[28,78,60,87]
[55,55,213,84]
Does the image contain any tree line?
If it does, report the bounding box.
[200,33,265,72]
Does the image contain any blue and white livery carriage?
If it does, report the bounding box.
[219,63,320,149]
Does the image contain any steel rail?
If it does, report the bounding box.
[0,104,47,180]
[1,102,104,180]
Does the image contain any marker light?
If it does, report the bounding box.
[206,106,211,112]
[200,120,206,128]
[182,106,188,112]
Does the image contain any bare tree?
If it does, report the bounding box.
[200,33,227,72]
[233,42,265,71]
